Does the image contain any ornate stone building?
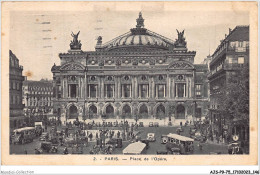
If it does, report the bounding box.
[51,12,209,125]
[22,79,53,116]
[9,50,25,129]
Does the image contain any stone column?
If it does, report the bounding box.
[134,76,138,99]
[172,76,175,98]
[191,74,195,98]
[132,77,135,98]
[101,76,104,99]
[64,77,67,98]
[115,76,118,99]
[118,77,121,98]
[167,75,171,98]
[151,77,155,99]
[149,77,152,98]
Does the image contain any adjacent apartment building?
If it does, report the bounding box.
[208,26,249,145]
[9,50,25,129]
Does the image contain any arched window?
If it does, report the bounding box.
[139,104,148,119]
[122,105,131,118]
[69,105,78,119]
[176,105,185,119]
[156,104,165,119]
[106,105,114,118]
[89,105,97,119]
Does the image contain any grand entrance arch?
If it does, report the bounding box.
[176,104,185,119]
[139,104,148,119]
[89,105,97,119]
[156,104,165,119]
[69,105,78,119]
[106,105,114,118]
[122,104,131,118]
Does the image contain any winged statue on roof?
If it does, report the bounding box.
[174,29,187,48]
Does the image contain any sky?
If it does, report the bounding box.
[10,10,249,80]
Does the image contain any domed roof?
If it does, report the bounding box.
[95,12,177,52]
[110,32,169,47]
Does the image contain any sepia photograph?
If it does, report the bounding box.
[1,1,258,167]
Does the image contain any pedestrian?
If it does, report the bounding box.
[24,149,27,154]
[89,132,93,141]
[63,147,68,154]
[198,142,203,150]
[117,131,120,138]
[96,132,99,140]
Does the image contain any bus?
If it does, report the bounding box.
[13,127,36,144]
[165,133,194,154]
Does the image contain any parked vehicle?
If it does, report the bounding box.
[166,133,194,155]
[161,135,168,144]
[149,122,153,127]
[35,122,43,137]
[13,127,36,144]
[147,133,156,142]
[154,122,159,127]
[228,142,243,154]
[40,141,52,153]
[39,132,49,141]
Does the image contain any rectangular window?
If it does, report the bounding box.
[238,56,244,64]
[228,57,233,64]
[175,83,185,98]
[88,84,97,98]
[196,84,202,97]
[105,84,114,98]
[138,84,149,98]
[157,84,166,98]
[122,84,131,98]
[196,84,201,90]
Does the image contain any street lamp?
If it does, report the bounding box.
[25,93,30,125]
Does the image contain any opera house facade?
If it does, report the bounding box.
[51,13,209,125]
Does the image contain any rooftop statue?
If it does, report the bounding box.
[70,31,82,50]
[174,29,187,48]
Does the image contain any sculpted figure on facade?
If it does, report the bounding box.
[175,29,187,48]
[70,31,82,50]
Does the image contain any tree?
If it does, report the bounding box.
[218,64,249,124]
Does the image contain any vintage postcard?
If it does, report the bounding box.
[1,1,258,165]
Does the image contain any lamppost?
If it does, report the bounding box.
[25,93,30,125]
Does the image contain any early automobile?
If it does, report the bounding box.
[40,141,57,153]
[13,127,36,144]
[147,133,156,142]
[161,135,168,144]
[228,142,243,154]
[148,122,153,127]
[192,131,206,142]
[39,132,49,141]
[165,133,194,155]
[154,122,159,127]
[35,122,43,137]
[176,127,183,132]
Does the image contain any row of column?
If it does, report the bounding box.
[60,75,194,99]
